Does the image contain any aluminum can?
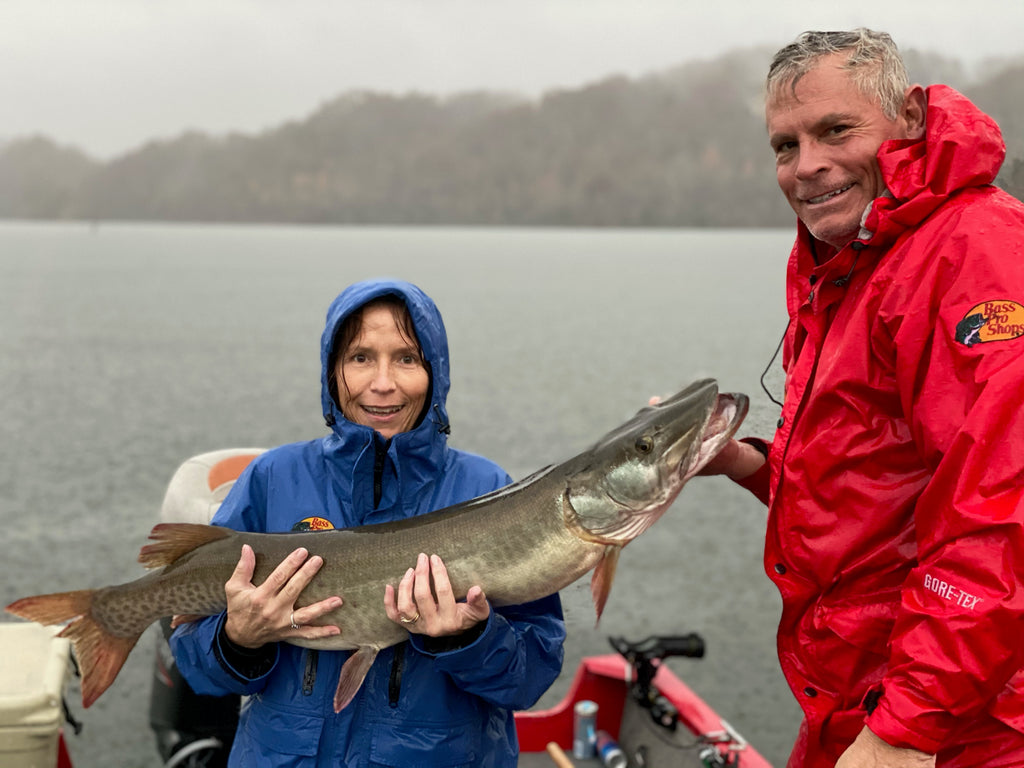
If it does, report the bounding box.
[596,730,627,768]
[572,699,598,758]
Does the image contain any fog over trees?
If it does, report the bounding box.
[2,46,1022,226]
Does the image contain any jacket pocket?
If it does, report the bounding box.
[239,699,325,762]
[367,719,481,767]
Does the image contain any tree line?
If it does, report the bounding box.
[2,46,1022,226]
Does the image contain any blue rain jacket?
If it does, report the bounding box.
[171,279,565,767]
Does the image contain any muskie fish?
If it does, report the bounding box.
[7,379,747,712]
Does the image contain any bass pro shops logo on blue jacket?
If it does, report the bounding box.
[291,517,336,531]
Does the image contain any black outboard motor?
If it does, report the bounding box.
[150,618,239,768]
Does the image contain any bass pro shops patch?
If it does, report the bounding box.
[292,517,335,531]
[955,300,1024,347]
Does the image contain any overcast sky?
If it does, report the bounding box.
[5,0,1023,158]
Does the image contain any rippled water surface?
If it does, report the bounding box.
[0,222,800,767]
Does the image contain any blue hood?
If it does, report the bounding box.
[320,278,451,441]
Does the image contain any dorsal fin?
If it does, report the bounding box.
[138,523,233,568]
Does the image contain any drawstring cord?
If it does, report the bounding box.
[760,242,864,409]
[432,404,451,435]
[832,243,864,286]
[760,328,786,409]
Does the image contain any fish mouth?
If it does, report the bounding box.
[804,183,854,205]
[682,392,748,480]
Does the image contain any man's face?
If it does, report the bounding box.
[766,54,914,250]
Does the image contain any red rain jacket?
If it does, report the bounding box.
[749,86,1024,766]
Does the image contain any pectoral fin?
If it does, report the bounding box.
[590,545,622,626]
[333,645,379,712]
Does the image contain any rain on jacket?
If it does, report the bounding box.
[743,86,1024,766]
[171,279,566,767]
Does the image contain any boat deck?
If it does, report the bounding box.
[514,652,772,767]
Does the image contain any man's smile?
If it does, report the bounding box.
[803,183,855,205]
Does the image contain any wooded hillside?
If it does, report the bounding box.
[3,47,1021,225]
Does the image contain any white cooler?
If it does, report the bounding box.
[0,622,71,768]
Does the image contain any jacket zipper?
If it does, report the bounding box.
[388,644,405,707]
[373,436,387,508]
[302,649,318,696]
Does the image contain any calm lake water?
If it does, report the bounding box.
[0,222,802,767]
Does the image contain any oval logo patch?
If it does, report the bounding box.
[955,300,1024,347]
[292,517,335,532]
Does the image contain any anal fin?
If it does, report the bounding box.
[333,645,379,712]
[590,545,621,626]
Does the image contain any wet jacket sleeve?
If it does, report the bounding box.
[408,593,565,710]
[733,437,771,505]
[169,460,281,696]
[865,206,1024,751]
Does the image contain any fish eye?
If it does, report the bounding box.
[635,436,654,454]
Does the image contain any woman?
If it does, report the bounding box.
[171,278,565,767]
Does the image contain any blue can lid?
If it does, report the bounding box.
[574,700,599,715]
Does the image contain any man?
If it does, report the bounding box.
[711,29,1024,768]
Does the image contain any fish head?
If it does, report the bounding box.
[564,379,748,546]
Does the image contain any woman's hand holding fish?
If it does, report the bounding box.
[384,552,490,636]
[224,544,343,648]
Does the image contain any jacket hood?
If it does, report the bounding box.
[320,279,451,439]
[866,84,1006,245]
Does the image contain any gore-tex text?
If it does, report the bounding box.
[924,573,983,610]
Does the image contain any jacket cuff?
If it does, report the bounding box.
[410,612,492,657]
[865,686,952,754]
[213,613,279,683]
[733,438,771,504]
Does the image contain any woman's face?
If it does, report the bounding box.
[334,304,429,439]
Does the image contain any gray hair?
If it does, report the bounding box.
[766,29,910,120]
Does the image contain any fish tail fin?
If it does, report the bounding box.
[139,522,232,567]
[6,590,138,708]
[590,545,622,627]
[62,610,140,708]
[333,646,379,712]
[7,589,93,626]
